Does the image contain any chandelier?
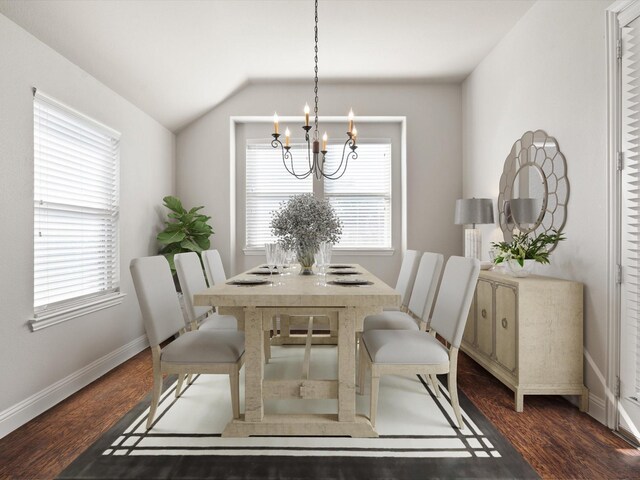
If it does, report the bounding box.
[271,0,358,180]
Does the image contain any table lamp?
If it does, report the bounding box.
[454,198,495,260]
[509,198,539,226]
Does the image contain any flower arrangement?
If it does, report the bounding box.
[491,230,565,276]
[270,194,342,273]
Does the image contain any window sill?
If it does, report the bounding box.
[243,247,395,256]
[29,292,126,332]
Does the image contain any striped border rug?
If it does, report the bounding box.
[60,346,537,479]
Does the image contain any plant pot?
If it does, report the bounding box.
[505,259,536,277]
[297,249,315,275]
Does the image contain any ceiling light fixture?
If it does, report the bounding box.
[271,0,357,180]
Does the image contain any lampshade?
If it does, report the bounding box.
[510,198,539,224]
[454,198,494,225]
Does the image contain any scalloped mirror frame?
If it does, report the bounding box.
[497,130,569,251]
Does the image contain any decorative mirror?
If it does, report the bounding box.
[498,130,569,250]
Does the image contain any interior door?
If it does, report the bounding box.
[618,8,640,443]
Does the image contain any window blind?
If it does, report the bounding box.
[323,140,392,249]
[33,91,120,315]
[245,141,313,247]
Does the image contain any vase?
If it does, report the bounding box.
[297,249,315,275]
[505,259,535,277]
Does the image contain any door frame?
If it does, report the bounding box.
[607,0,640,437]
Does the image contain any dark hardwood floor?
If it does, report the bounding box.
[0,347,638,479]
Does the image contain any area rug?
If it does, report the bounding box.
[59,345,538,479]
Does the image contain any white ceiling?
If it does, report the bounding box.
[0,0,534,132]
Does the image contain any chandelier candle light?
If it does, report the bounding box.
[271,0,358,180]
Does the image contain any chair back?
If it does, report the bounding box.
[130,256,184,347]
[407,252,444,321]
[202,249,227,286]
[175,252,212,324]
[429,256,480,348]
[395,249,420,307]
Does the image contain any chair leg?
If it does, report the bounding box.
[429,374,440,397]
[146,368,163,430]
[370,369,380,427]
[187,373,194,385]
[448,368,464,430]
[175,373,185,398]
[229,367,240,419]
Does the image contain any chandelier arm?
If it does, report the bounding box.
[323,149,358,180]
[320,137,352,178]
[272,137,311,180]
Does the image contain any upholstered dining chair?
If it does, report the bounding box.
[385,249,421,312]
[130,255,245,429]
[202,249,226,286]
[358,256,480,429]
[363,252,444,333]
[177,251,273,361]
[174,252,237,331]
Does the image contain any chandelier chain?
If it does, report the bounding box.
[313,0,319,138]
[270,0,358,180]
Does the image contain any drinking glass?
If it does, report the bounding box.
[274,244,286,285]
[265,243,278,285]
[315,250,326,286]
[319,241,332,286]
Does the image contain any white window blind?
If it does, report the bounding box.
[324,140,392,249]
[245,141,313,247]
[621,20,640,401]
[33,91,121,317]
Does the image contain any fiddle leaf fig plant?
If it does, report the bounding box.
[157,195,214,272]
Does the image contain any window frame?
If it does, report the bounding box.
[232,116,406,267]
[29,90,125,332]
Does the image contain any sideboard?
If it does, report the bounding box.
[461,270,588,412]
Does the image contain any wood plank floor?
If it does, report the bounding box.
[0,347,638,479]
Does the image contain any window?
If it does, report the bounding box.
[32,91,121,328]
[324,140,392,249]
[245,138,392,250]
[245,141,313,248]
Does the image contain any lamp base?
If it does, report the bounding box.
[464,228,482,261]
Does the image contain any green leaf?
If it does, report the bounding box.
[189,206,205,214]
[163,196,185,214]
[157,230,186,244]
[180,238,203,253]
[194,235,211,250]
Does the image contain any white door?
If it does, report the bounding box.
[619,5,640,443]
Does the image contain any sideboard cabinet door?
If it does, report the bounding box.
[495,284,517,374]
[476,279,494,358]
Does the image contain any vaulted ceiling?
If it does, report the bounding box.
[0,0,534,131]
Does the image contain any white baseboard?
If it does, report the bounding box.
[588,392,607,425]
[0,334,149,439]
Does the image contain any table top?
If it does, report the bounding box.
[193,264,400,308]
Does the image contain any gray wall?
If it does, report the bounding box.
[462,0,612,422]
[176,81,463,285]
[0,13,175,432]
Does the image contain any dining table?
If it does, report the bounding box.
[193,263,400,438]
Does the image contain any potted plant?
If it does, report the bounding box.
[157,195,214,276]
[491,230,565,277]
[270,193,342,274]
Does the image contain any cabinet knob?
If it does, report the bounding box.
[501,317,508,329]
[481,308,487,319]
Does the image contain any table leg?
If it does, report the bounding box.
[338,308,356,422]
[244,307,264,422]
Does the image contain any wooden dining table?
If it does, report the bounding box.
[193,264,400,438]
